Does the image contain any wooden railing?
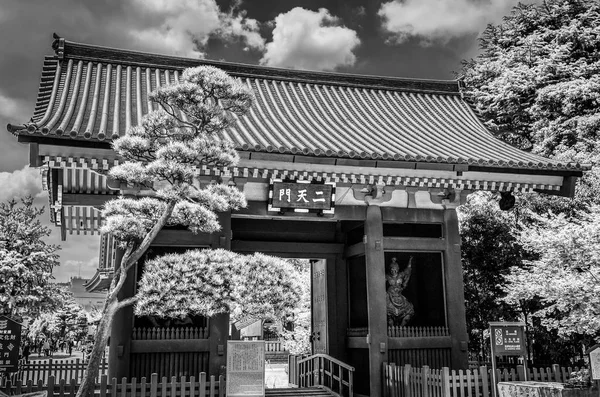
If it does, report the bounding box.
[298,354,354,397]
[265,341,284,352]
[388,326,449,338]
[347,326,450,338]
[4,358,108,385]
[1,373,224,397]
[383,363,579,397]
[132,327,208,340]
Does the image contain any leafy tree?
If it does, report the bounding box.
[136,249,301,323]
[458,192,525,361]
[280,259,311,355]
[458,0,600,361]
[77,66,300,397]
[0,197,60,318]
[27,291,88,346]
[459,0,600,163]
[503,207,600,338]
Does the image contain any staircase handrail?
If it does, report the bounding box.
[296,354,354,397]
[297,354,355,372]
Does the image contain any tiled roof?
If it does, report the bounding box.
[7,34,586,173]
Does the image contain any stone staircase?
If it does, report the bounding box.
[265,387,334,397]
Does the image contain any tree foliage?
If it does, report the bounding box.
[460,0,600,162]
[0,196,60,317]
[458,0,600,361]
[503,207,600,337]
[135,249,302,323]
[458,192,524,360]
[28,290,88,343]
[76,66,301,397]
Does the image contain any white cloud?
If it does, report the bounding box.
[125,0,266,57]
[56,257,98,283]
[218,9,266,52]
[378,0,524,45]
[0,92,30,122]
[128,0,222,57]
[0,166,43,203]
[260,7,361,71]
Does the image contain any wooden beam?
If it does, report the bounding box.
[61,194,113,206]
[231,240,344,255]
[29,143,41,167]
[347,337,369,349]
[344,242,365,258]
[152,229,213,247]
[130,339,209,353]
[388,336,452,350]
[383,237,446,251]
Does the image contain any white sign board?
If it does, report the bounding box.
[589,346,600,380]
[226,341,265,397]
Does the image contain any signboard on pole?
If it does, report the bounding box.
[0,316,22,373]
[586,344,600,380]
[226,341,265,397]
[489,322,527,397]
[490,323,526,356]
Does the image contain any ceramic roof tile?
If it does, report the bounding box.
[7,35,587,173]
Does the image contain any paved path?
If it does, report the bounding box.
[265,363,290,389]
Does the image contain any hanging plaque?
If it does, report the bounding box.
[0,316,22,373]
[268,180,335,214]
[226,341,265,397]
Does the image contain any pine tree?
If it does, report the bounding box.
[0,196,60,318]
[76,66,257,397]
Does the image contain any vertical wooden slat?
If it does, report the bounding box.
[161,377,167,397]
[199,372,206,397]
[150,373,158,397]
[218,375,225,397]
[100,375,108,397]
[209,376,216,397]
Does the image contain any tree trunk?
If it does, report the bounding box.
[76,298,118,397]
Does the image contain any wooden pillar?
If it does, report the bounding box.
[108,247,136,379]
[208,211,231,377]
[364,205,388,396]
[444,209,469,369]
[208,313,229,377]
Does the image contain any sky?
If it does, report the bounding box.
[0,0,531,282]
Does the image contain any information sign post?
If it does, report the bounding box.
[586,344,600,397]
[0,316,22,374]
[489,322,527,397]
[226,341,265,397]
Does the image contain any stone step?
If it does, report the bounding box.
[265,387,333,397]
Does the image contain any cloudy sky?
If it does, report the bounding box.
[0,0,528,282]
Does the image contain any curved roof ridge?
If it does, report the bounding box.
[51,33,461,95]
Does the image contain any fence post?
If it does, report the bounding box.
[552,365,560,382]
[480,366,489,397]
[422,366,430,397]
[150,373,158,397]
[517,365,526,381]
[403,364,411,397]
[47,375,55,397]
[441,367,451,397]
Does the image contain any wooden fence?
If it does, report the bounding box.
[131,327,208,340]
[388,327,450,338]
[383,363,579,397]
[5,358,109,385]
[1,373,225,397]
[264,341,284,352]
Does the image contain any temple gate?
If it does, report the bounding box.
[7,34,585,397]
